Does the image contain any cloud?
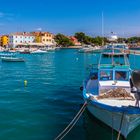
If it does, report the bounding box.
[36,27,42,31]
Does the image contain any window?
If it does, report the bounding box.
[115,71,128,81]
[100,70,113,80]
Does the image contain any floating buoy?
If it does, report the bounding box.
[24,80,27,86]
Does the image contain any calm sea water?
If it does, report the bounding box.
[0,49,140,140]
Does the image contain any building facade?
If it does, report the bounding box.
[41,32,54,45]
[9,32,35,47]
[32,32,55,45]
[69,36,81,46]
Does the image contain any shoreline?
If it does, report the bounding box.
[61,46,82,49]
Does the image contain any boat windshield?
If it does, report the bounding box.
[115,71,129,81]
[100,70,113,80]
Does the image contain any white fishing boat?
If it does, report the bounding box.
[46,46,56,51]
[1,57,25,62]
[82,51,140,138]
[31,49,47,54]
[78,45,101,53]
[0,53,15,58]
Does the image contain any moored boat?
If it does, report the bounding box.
[19,49,31,54]
[31,49,47,54]
[1,57,25,62]
[78,45,102,53]
[82,50,140,138]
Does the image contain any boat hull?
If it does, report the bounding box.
[86,101,140,138]
[1,57,25,62]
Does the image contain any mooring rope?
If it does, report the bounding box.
[111,113,114,140]
[117,112,125,140]
[54,101,88,140]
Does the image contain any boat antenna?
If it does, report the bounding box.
[102,12,104,47]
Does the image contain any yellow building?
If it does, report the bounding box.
[1,35,9,47]
[31,32,42,43]
[32,32,54,45]
[41,32,54,45]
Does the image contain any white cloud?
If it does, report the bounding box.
[36,27,42,31]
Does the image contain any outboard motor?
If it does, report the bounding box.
[131,70,140,107]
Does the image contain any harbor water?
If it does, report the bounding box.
[0,49,140,140]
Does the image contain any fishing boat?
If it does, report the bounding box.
[19,49,31,54]
[0,53,15,58]
[78,45,101,53]
[1,57,25,62]
[82,51,140,138]
[31,49,47,54]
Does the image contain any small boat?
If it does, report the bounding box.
[31,49,47,54]
[45,46,56,51]
[1,57,25,62]
[0,53,15,57]
[78,45,94,53]
[82,50,140,138]
[20,50,31,54]
[78,45,102,53]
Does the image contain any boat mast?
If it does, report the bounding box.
[102,12,104,47]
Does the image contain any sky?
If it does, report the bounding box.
[1,0,140,37]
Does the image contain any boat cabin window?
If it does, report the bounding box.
[100,70,113,80]
[115,71,128,81]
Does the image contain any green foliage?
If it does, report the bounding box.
[55,32,140,47]
[74,32,86,43]
[117,38,126,43]
[54,33,74,47]
[74,32,107,46]
[127,37,140,43]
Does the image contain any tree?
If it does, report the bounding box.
[74,32,86,44]
[54,34,74,47]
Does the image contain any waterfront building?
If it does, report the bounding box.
[32,32,55,46]
[1,35,9,47]
[31,32,42,43]
[69,36,81,46]
[9,32,35,48]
